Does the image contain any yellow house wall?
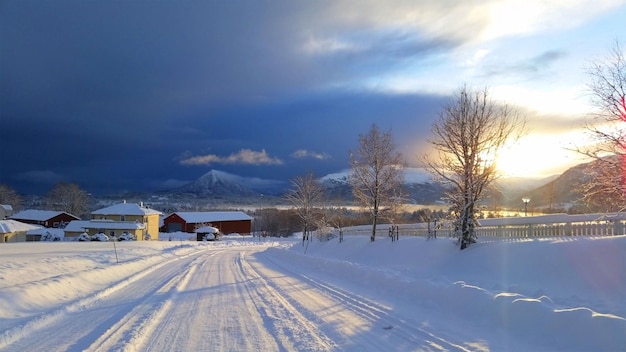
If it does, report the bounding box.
[65,230,87,238]
[1,232,27,243]
[89,213,159,241]
[144,214,160,240]
[89,210,160,241]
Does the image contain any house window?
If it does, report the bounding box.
[121,215,126,221]
[110,231,115,237]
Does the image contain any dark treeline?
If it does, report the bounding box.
[250,207,449,237]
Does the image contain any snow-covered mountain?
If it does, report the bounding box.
[169,168,445,203]
[319,167,445,204]
[173,170,286,197]
[169,167,562,206]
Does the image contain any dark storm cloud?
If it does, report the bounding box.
[0,0,481,194]
[482,50,568,79]
[167,91,446,182]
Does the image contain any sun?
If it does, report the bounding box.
[494,134,580,178]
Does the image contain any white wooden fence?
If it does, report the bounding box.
[336,212,626,239]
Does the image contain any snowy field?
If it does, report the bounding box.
[0,234,624,351]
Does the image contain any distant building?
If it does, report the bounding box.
[0,219,42,243]
[64,200,162,240]
[162,211,252,235]
[10,209,80,228]
[64,220,146,240]
[0,204,13,219]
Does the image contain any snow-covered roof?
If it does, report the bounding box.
[11,209,77,221]
[196,226,220,234]
[172,211,252,223]
[91,201,161,216]
[27,227,65,236]
[1,204,13,211]
[0,220,42,234]
[64,220,145,232]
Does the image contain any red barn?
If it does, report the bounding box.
[162,211,252,235]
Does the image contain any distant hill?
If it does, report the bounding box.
[320,167,447,205]
[161,160,610,209]
[173,170,286,198]
[168,168,448,204]
[488,175,559,208]
[520,156,617,209]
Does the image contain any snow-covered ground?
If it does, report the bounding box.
[0,234,624,351]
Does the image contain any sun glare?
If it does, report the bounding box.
[495,134,583,178]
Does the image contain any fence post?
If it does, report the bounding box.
[565,222,572,236]
[614,221,624,236]
[526,224,533,238]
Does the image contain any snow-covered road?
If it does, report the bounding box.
[3,235,624,351]
[1,244,470,351]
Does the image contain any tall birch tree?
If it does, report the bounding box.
[285,173,324,244]
[349,124,405,242]
[427,86,525,250]
[576,40,626,211]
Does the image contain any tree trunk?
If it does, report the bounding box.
[460,201,474,250]
[371,208,378,242]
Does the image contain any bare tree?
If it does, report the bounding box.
[325,206,350,243]
[349,124,406,242]
[575,40,626,210]
[0,184,22,211]
[285,173,324,244]
[45,182,90,218]
[426,86,525,250]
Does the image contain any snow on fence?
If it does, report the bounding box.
[336,212,626,239]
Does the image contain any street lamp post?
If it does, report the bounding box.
[522,197,530,216]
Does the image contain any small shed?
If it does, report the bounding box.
[196,226,220,241]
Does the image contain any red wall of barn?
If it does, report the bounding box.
[15,213,79,228]
[162,213,187,232]
[49,214,79,227]
[210,220,251,235]
[162,214,251,234]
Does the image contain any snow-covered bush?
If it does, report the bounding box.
[77,233,91,241]
[91,233,109,242]
[40,231,62,241]
[118,232,136,241]
[315,231,336,242]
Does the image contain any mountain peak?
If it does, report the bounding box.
[199,169,237,182]
[176,170,258,197]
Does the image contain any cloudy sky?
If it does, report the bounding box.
[1,0,625,195]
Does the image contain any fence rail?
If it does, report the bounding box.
[335,212,626,239]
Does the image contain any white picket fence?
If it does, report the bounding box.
[336,212,626,239]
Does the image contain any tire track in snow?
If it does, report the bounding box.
[258,252,473,351]
[0,248,216,351]
[236,251,338,351]
[84,254,207,352]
